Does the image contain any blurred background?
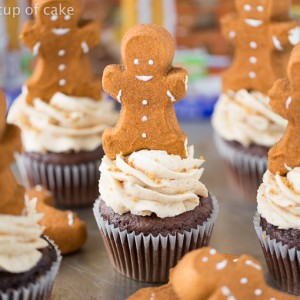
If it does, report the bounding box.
[1,0,300,119]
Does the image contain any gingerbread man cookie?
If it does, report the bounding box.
[222,0,300,94]
[268,43,300,175]
[20,0,101,104]
[102,24,188,159]
[129,248,297,300]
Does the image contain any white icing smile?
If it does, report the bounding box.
[136,76,153,82]
[244,19,263,27]
[52,28,71,35]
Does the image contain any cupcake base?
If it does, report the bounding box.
[254,213,300,295]
[93,195,218,283]
[16,147,104,207]
[214,135,268,200]
[0,236,62,300]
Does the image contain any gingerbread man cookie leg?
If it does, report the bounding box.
[102,24,188,159]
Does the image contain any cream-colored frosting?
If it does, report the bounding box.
[99,146,208,218]
[8,91,118,153]
[257,169,300,230]
[212,89,287,147]
[0,198,48,273]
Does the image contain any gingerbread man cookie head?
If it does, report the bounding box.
[33,0,83,28]
[121,24,175,79]
[235,0,290,23]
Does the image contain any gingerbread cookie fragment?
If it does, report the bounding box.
[129,248,297,300]
[20,0,101,104]
[221,0,300,94]
[102,24,188,159]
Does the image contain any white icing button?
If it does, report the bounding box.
[257,5,264,12]
[58,64,66,71]
[142,133,147,139]
[210,249,217,255]
[250,41,257,49]
[229,31,236,39]
[64,15,71,20]
[240,277,248,284]
[254,289,262,296]
[59,79,66,86]
[202,257,208,262]
[249,72,256,79]
[51,15,58,21]
[244,4,251,11]
[142,100,148,105]
[142,116,148,122]
[134,59,139,65]
[249,56,257,64]
[58,50,66,56]
[148,60,154,65]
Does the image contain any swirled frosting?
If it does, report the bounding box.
[99,146,208,218]
[212,90,287,147]
[257,168,300,230]
[0,198,48,273]
[8,91,118,153]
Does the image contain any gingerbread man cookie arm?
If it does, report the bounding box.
[271,21,300,51]
[102,64,123,102]
[20,21,41,55]
[79,21,101,53]
[166,67,188,104]
[269,78,291,120]
[221,13,238,44]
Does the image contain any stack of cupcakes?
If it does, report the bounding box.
[8,0,118,207]
[93,24,218,283]
[212,0,300,199]
[255,42,300,296]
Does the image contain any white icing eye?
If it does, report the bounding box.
[148,60,154,65]
[51,15,58,21]
[244,4,251,11]
[64,15,71,20]
[257,5,264,12]
[134,59,139,65]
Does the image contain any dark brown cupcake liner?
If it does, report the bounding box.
[93,196,219,283]
[0,237,62,300]
[15,153,101,208]
[214,135,268,200]
[254,213,300,295]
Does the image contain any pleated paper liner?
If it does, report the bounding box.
[0,237,62,300]
[93,196,219,283]
[15,153,100,208]
[254,213,300,296]
[214,135,268,201]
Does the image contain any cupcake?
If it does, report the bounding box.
[211,0,300,200]
[93,24,218,283]
[8,0,118,207]
[255,43,300,295]
[0,198,62,300]
[129,247,296,300]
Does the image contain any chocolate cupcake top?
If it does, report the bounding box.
[99,146,208,218]
[0,198,48,273]
[258,168,300,230]
[212,90,286,148]
[8,92,118,154]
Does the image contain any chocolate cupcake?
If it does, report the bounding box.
[0,199,62,299]
[94,24,218,283]
[8,0,118,207]
[255,169,300,296]
[211,0,299,200]
[254,41,300,296]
